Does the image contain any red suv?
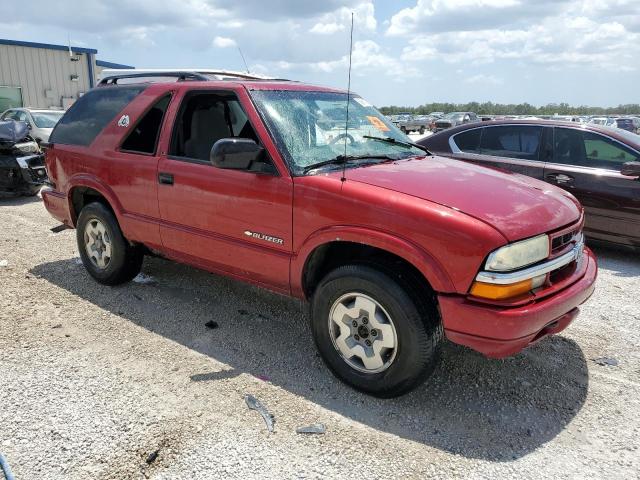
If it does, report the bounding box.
[42,71,597,397]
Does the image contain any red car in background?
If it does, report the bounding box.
[41,71,596,396]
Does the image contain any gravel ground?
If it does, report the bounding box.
[1,195,639,479]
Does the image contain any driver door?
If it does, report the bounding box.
[156,87,293,292]
[545,127,640,245]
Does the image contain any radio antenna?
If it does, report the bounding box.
[341,12,354,183]
[238,46,250,74]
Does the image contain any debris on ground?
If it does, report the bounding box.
[296,423,326,435]
[51,324,62,329]
[50,224,69,233]
[0,260,7,267]
[592,357,619,367]
[133,273,156,285]
[244,394,275,433]
[0,452,15,480]
[74,258,83,265]
[145,449,160,465]
[204,320,219,329]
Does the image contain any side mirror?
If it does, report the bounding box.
[210,138,264,170]
[621,161,640,177]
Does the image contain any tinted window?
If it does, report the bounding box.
[453,128,482,152]
[480,125,543,160]
[50,86,145,146]
[121,95,171,154]
[554,128,639,170]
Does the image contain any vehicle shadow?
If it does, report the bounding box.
[590,243,640,278]
[0,194,42,207]
[31,256,589,462]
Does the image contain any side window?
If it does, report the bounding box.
[480,125,543,160]
[169,92,259,162]
[0,110,14,120]
[16,111,27,122]
[49,85,145,146]
[554,128,639,170]
[120,95,171,154]
[453,128,482,153]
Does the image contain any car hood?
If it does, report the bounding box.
[342,155,581,242]
[0,120,29,144]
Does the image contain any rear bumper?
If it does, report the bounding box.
[41,188,72,226]
[439,247,597,358]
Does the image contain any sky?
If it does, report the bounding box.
[1,0,639,107]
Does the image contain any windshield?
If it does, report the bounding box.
[442,112,463,121]
[250,90,424,175]
[31,111,64,128]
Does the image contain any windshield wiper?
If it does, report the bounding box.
[302,154,399,174]
[363,135,431,154]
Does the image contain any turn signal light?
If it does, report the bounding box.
[470,279,534,300]
[470,273,547,300]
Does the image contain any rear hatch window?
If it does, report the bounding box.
[49,86,145,146]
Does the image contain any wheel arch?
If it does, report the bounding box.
[67,176,124,227]
[292,227,455,299]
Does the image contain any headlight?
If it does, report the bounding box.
[15,141,40,154]
[485,234,549,272]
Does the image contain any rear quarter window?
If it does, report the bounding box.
[453,128,482,152]
[49,86,145,146]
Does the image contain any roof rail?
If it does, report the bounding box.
[97,68,276,86]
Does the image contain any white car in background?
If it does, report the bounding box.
[0,108,64,143]
[588,117,615,127]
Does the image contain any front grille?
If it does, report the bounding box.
[552,230,578,253]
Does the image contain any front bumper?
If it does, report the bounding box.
[439,247,597,358]
[0,154,47,195]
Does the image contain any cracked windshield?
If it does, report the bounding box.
[250,90,424,174]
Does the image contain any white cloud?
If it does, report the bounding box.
[394,0,640,71]
[213,36,236,48]
[310,22,345,34]
[308,40,421,79]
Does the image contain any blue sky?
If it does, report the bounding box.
[1,0,638,107]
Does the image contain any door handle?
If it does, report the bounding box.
[158,172,174,185]
[546,173,574,184]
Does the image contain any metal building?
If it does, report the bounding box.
[0,39,133,111]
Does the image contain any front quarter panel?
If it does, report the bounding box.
[291,174,507,296]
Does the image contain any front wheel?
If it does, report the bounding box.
[311,264,442,397]
[76,202,143,285]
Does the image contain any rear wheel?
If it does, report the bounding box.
[76,202,143,285]
[400,126,407,133]
[311,264,442,397]
[419,126,425,134]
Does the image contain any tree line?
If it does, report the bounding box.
[378,102,640,116]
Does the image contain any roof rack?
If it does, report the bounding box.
[97,68,277,86]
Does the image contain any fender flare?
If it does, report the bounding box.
[291,226,456,297]
[66,175,125,226]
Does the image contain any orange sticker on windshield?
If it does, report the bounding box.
[366,116,390,132]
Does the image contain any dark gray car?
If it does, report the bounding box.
[433,112,479,132]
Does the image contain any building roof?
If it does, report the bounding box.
[96,60,135,69]
[0,38,97,54]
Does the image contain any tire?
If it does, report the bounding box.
[400,126,407,133]
[311,264,442,397]
[76,202,143,285]
[419,126,425,134]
